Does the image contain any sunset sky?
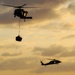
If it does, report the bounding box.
[0,0,75,75]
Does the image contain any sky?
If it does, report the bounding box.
[0,0,75,75]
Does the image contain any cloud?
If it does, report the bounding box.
[33,45,75,57]
[0,0,67,24]
[0,57,39,70]
[1,52,21,56]
[0,10,17,24]
[33,44,75,73]
[30,8,58,20]
[38,19,74,31]
[0,0,67,6]
[33,45,66,57]
[60,24,74,30]
[0,53,75,72]
[34,62,75,73]
[60,48,75,57]
[0,43,21,50]
[68,1,75,14]
[0,44,75,72]
[0,53,75,73]
[61,34,75,40]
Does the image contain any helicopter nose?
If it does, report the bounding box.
[60,61,62,63]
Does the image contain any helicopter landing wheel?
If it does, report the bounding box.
[14,15,16,17]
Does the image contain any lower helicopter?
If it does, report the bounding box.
[41,59,61,66]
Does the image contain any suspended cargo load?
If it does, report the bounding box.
[16,35,22,42]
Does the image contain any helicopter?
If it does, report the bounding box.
[41,59,61,66]
[0,4,37,21]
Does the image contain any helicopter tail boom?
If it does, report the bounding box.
[24,17,32,19]
[20,16,32,19]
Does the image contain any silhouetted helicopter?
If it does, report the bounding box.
[0,4,37,21]
[41,59,61,66]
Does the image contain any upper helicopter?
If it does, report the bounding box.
[0,4,37,21]
[41,59,61,66]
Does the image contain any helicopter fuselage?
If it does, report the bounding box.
[14,8,32,20]
[41,60,61,66]
[14,9,27,18]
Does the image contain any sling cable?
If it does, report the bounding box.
[16,19,22,42]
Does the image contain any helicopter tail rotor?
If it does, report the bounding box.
[40,61,45,65]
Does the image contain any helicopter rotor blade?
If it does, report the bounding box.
[0,4,27,8]
[23,7,39,8]
[0,4,39,9]
[0,4,17,8]
[47,59,55,60]
[21,4,27,7]
[16,4,27,8]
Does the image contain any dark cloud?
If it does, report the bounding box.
[33,45,75,57]
[33,45,66,57]
[39,21,73,31]
[0,43,21,50]
[0,10,17,24]
[60,24,74,30]
[34,62,75,73]
[1,52,21,56]
[0,57,39,70]
[0,0,67,6]
[61,34,75,40]
[68,2,75,14]
[0,0,67,24]
[0,53,75,73]
[30,8,58,21]
[33,45,75,73]
[60,50,75,57]
[0,54,75,73]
